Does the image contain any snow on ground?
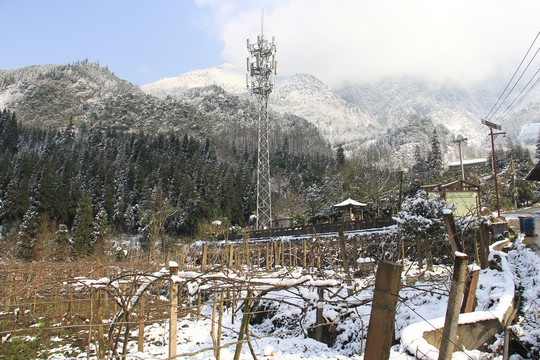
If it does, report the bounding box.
[43,236,539,360]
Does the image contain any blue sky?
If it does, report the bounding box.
[2,0,224,85]
[2,0,540,87]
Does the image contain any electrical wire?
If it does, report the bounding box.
[469,31,540,140]
[496,67,540,124]
[484,31,540,122]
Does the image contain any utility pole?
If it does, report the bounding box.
[453,136,467,181]
[511,154,518,209]
[247,14,277,230]
[482,119,505,218]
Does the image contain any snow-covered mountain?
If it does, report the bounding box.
[271,74,383,149]
[142,64,384,149]
[141,63,247,98]
[0,61,204,134]
[337,78,484,141]
[0,62,332,157]
[142,63,540,154]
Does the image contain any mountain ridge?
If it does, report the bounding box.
[141,63,540,155]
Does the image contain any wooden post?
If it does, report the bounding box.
[281,241,285,266]
[365,261,403,360]
[478,224,490,269]
[266,243,270,271]
[302,239,307,269]
[316,245,321,271]
[87,293,94,360]
[310,240,315,272]
[180,246,186,270]
[443,213,464,253]
[169,263,179,358]
[233,290,253,360]
[352,236,359,270]
[243,231,250,268]
[235,248,241,270]
[289,241,292,266]
[274,241,279,267]
[439,253,468,360]
[460,269,480,313]
[202,243,208,272]
[314,287,325,342]
[138,295,145,352]
[211,287,218,359]
[96,291,105,359]
[228,243,234,268]
[338,229,353,296]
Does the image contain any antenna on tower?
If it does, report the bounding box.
[261,9,264,37]
[246,11,277,230]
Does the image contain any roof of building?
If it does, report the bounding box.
[447,158,487,168]
[526,161,540,181]
[421,179,481,192]
[334,198,367,207]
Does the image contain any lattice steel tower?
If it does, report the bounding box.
[246,25,277,230]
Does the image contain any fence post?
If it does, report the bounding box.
[315,286,325,342]
[202,243,208,272]
[460,268,480,313]
[302,239,307,269]
[365,260,403,360]
[138,295,145,352]
[228,243,234,268]
[266,243,270,271]
[233,290,254,360]
[478,224,490,269]
[96,291,105,358]
[169,263,179,358]
[439,253,468,360]
[180,245,185,270]
[338,229,353,296]
[211,287,218,359]
[443,213,464,253]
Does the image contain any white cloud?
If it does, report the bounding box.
[197,0,540,87]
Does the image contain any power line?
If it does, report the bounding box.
[496,66,540,124]
[485,31,540,122]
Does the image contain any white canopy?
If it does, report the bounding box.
[334,198,367,207]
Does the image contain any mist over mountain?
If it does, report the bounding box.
[142,63,540,162]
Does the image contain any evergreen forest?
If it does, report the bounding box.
[0,109,535,261]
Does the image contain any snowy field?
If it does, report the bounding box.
[42,236,540,360]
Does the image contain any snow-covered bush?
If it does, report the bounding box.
[394,191,453,268]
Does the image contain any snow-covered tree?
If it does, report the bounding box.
[72,191,94,255]
[427,130,443,178]
[394,191,452,268]
[16,206,41,261]
[90,205,109,256]
[53,224,71,261]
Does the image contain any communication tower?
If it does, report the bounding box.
[246,22,277,230]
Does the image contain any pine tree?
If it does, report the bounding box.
[0,109,18,153]
[427,130,443,179]
[336,145,345,169]
[53,224,71,261]
[72,191,94,255]
[90,206,109,256]
[16,206,41,261]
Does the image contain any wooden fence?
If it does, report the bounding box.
[226,216,395,240]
